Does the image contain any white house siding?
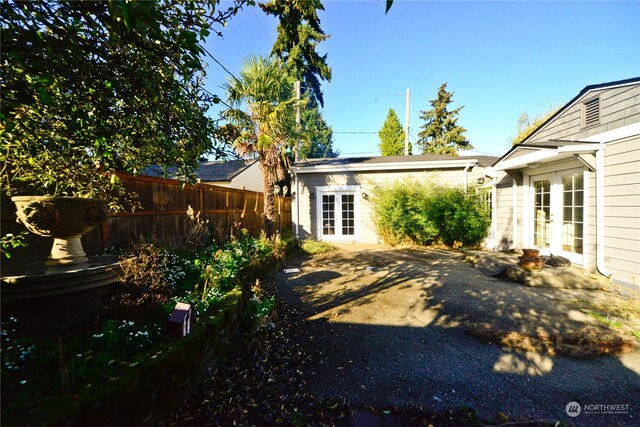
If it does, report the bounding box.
[295,166,489,244]
[602,136,640,288]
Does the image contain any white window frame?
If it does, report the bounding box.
[315,185,360,242]
[523,166,589,266]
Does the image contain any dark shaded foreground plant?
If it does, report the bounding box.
[1,232,282,423]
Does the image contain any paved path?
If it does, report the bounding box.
[275,245,640,426]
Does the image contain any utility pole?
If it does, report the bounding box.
[294,80,301,162]
[404,88,410,155]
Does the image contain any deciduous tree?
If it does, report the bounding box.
[511,107,559,145]
[1,0,244,209]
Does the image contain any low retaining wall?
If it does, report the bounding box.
[4,289,246,427]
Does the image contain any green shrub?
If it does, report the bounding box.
[371,179,438,245]
[426,186,491,246]
[371,180,490,247]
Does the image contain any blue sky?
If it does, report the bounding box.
[205,0,640,157]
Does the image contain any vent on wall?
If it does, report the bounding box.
[583,97,600,127]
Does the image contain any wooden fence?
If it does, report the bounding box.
[1,173,291,268]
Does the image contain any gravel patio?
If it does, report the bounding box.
[275,244,640,426]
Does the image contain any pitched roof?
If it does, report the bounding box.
[521,76,640,145]
[195,160,257,182]
[143,159,258,182]
[294,154,498,169]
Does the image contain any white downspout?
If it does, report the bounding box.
[595,145,613,278]
[511,178,519,251]
[294,169,300,239]
[491,177,498,251]
[463,162,472,190]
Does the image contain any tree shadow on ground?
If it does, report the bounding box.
[276,246,640,426]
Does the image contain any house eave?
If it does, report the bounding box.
[491,143,602,172]
[293,159,478,174]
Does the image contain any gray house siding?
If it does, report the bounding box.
[205,162,263,193]
[295,166,489,244]
[493,79,640,291]
[603,136,640,287]
[494,173,516,251]
[529,84,640,142]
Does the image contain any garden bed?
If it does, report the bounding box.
[1,232,287,426]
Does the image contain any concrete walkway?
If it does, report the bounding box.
[276,245,640,427]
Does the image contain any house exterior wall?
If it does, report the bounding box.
[494,172,516,251]
[205,162,263,193]
[602,135,640,287]
[294,166,489,244]
[529,83,640,289]
[530,84,640,142]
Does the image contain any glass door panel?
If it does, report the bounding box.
[561,174,584,255]
[341,194,355,235]
[322,194,335,235]
[533,179,551,248]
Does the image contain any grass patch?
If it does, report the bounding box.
[300,239,336,255]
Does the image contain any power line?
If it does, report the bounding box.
[334,131,377,134]
[202,45,238,80]
[251,7,272,42]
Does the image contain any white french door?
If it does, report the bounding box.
[316,186,359,241]
[530,169,585,264]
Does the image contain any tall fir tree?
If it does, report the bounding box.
[261,0,331,108]
[378,108,410,156]
[300,107,339,158]
[417,83,472,155]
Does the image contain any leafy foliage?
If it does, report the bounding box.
[371,180,439,246]
[300,107,339,158]
[417,83,472,155]
[378,108,410,156]
[1,1,242,209]
[511,107,560,145]
[426,186,491,246]
[224,55,299,235]
[260,0,331,108]
[371,179,490,246]
[176,231,277,316]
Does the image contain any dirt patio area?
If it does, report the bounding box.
[275,244,640,426]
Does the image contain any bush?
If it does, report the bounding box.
[426,186,491,246]
[371,180,438,245]
[371,180,490,247]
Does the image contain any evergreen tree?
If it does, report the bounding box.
[378,108,410,156]
[300,107,339,158]
[417,83,472,155]
[260,0,331,107]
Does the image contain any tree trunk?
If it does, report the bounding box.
[260,161,276,238]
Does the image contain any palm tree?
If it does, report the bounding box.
[224,55,298,236]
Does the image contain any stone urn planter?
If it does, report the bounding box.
[12,196,108,267]
[519,248,543,272]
